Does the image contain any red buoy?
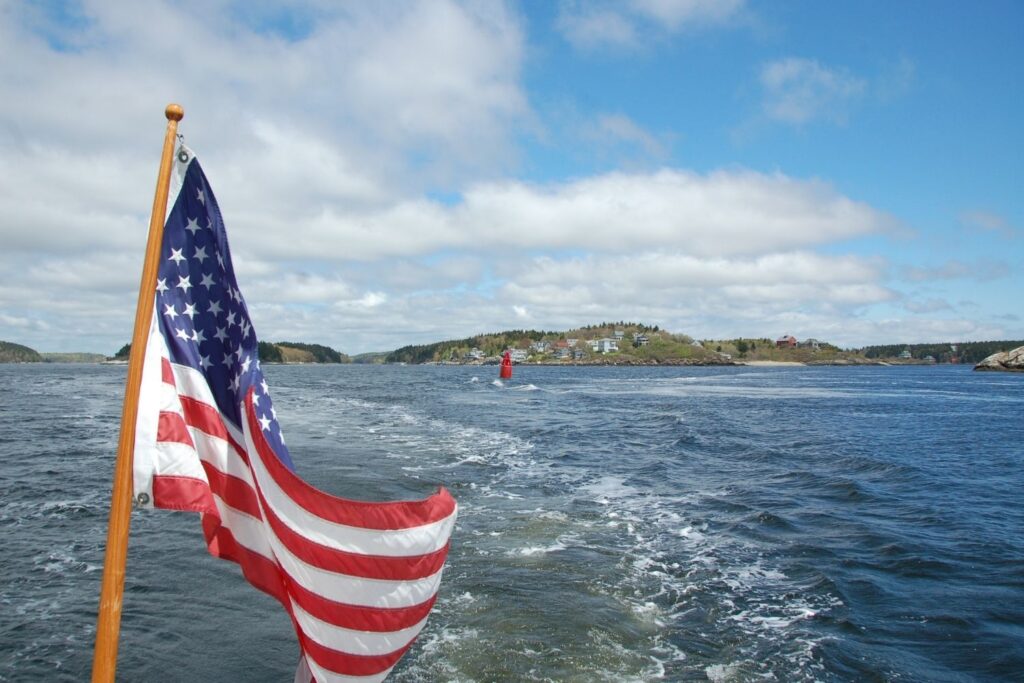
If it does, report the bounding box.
[500,350,513,379]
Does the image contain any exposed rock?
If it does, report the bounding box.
[974,345,1024,372]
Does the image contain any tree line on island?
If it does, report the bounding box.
[381,322,1024,366]
[386,322,824,365]
[859,341,1024,365]
[3,328,1023,367]
[107,341,357,364]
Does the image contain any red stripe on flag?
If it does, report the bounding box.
[288,580,438,633]
[201,461,263,520]
[298,630,411,678]
[201,507,427,674]
[243,391,456,530]
[260,491,451,580]
[201,513,290,607]
[180,395,229,442]
[152,475,217,514]
[161,356,175,386]
[177,392,250,467]
[157,410,194,447]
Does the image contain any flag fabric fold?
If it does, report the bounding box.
[132,147,456,682]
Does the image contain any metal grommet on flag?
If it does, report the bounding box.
[177,148,189,163]
[135,492,150,507]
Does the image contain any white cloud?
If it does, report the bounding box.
[556,0,745,51]
[903,298,953,314]
[513,251,881,288]
[759,58,866,125]
[0,312,48,330]
[0,1,529,187]
[0,1,1015,355]
[876,55,916,101]
[0,0,534,353]
[0,145,152,253]
[581,114,671,162]
[177,167,894,263]
[496,251,893,329]
[901,260,1010,283]
[848,317,1009,346]
[354,291,388,308]
[960,210,1019,239]
[556,9,638,50]
[321,2,529,180]
[452,169,893,257]
[243,270,356,304]
[630,0,745,29]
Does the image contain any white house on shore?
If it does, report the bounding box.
[590,338,619,354]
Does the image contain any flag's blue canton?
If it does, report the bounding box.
[156,158,295,470]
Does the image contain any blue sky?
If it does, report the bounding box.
[0,1,1020,354]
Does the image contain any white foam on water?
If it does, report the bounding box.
[325,394,537,475]
[3,499,99,524]
[34,546,98,575]
[563,472,842,681]
[510,533,576,557]
[419,626,479,655]
[705,661,743,681]
[296,371,840,679]
[582,475,640,504]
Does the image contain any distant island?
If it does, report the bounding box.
[384,322,1024,368]
[3,325,1023,369]
[0,340,43,363]
[108,341,358,364]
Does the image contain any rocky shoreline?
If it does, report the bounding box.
[974,346,1024,372]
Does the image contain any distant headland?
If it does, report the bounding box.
[4,323,1022,371]
[381,323,1024,370]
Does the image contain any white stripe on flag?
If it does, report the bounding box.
[303,655,394,683]
[290,600,429,657]
[243,419,457,555]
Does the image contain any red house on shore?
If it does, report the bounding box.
[776,335,797,348]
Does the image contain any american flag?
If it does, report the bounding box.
[132,147,457,682]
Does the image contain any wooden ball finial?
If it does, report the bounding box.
[165,104,184,121]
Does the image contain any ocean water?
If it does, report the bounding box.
[1,363,1021,682]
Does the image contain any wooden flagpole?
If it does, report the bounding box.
[92,103,184,683]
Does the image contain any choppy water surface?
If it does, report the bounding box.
[1,363,1021,681]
